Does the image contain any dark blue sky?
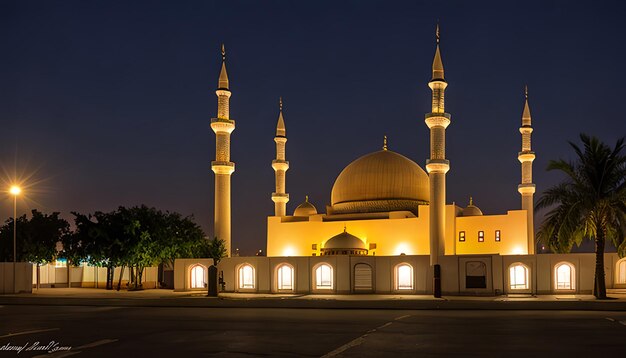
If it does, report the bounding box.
[2,0,625,254]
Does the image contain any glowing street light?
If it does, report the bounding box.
[9,185,20,294]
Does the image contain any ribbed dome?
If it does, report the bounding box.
[324,231,366,250]
[293,196,318,216]
[330,150,429,214]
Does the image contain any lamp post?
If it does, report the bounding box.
[10,185,21,294]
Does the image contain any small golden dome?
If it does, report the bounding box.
[462,197,483,216]
[293,196,317,216]
[330,150,429,214]
[323,230,366,250]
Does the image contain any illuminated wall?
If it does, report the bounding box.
[268,206,530,257]
[455,210,529,255]
[267,206,431,257]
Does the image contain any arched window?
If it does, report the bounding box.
[189,264,206,289]
[238,264,255,289]
[509,263,529,290]
[395,263,414,290]
[555,262,575,290]
[315,264,333,289]
[277,264,294,291]
[618,260,626,284]
[354,263,373,291]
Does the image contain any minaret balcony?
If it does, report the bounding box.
[211,118,236,133]
[272,193,290,203]
[518,183,536,195]
[211,161,235,175]
[272,160,289,171]
[215,89,232,98]
[425,113,451,129]
[425,159,450,174]
[517,152,536,162]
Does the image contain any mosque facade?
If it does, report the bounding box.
[173,32,626,296]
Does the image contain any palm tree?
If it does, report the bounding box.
[536,134,626,299]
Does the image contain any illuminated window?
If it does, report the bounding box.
[478,231,484,242]
[495,230,501,242]
[315,264,333,289]
[238,264,255,289]
[555,262,575,290]
[277,264,294,291]
[509,263,529,290]
[190,264,206,289]
[395,264,414,290]
[459,231,465,242]
[618,260,626,284]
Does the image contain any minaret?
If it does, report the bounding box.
[518,86,536,254]
[210,44,235,257]
[425,24,450,265]
[272,97,289,216]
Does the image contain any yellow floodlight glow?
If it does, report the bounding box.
[9,185,21,196]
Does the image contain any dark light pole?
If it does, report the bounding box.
[10,185,21,294]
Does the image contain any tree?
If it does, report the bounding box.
[206,237,227,266]
[23,210,70,289]
[536,134,626,299]
[0,210,68,289]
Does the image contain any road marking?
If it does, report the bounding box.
[605,317,615,322]
[321,336,367,358]
[0,328,59,338]
[619,321,626,326]
[322,321,395,357]
[394,314,411,321]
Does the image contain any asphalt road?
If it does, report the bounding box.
[1,306,625,357]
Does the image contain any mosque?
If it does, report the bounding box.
[176,34,624,295]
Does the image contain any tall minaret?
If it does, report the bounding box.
[210,44,235,256]
[271,97,289,216]
[425,24,450,265]
[518,86,536,254]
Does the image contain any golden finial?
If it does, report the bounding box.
[524,85,528,99]
[469,196,473,206]
[436,21,440,44]
[221,43,226,61]
[279,97,283,111]
[383,135,388,151]
[305,195,309,202]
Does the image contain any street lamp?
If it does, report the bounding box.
[10,185,20,294]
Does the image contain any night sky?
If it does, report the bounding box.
[2,1,625,255]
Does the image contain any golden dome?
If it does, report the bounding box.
[323,230,366,250]
[293,196,318,216]
[462,197,483,216]
[330,150,429,215]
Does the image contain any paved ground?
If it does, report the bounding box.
[2,288,626,310]
[1,306,626,357]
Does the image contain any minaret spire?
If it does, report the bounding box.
[218,44,229,90]
[432,23,445,82]
[272,97,289,216]
[518,85,536,254]
[211,44,236,256]
[425,22,451,269]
